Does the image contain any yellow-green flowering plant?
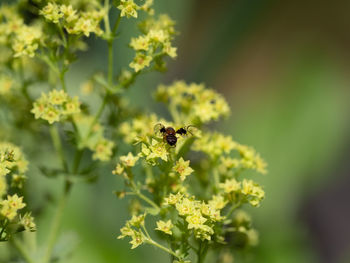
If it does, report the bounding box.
[0,0,266,262]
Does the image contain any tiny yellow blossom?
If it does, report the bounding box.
[147,139,169,162]
[0,194,26,220]
[208,195,227,210]
[176,198,197,216]
[241,179,265,207]
[20,213,36,231]
[117,0,139,18]
[129,53,152,72]
[129,213,146,228]
[40,3,63,23]
[129,231,144,249]
[163,192,183,205]
[130,35,150,51]
[49,89,68,105]
[120,152,139,167]
[92,138,114,162]
[186,211,207,230]
[63,97,81,115]
[155,220,173,235]
[173,157,194,181]
[112,163,124,175]
[219,179,241,194]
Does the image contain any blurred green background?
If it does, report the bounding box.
[3,0,350,262]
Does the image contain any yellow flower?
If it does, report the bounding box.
[208,195,228,210]
[155,220,173,235]
[186,211,206,230]
[129,53,152,72]
[43,106,60,124]
[63,96,81,115]
[92,138,114,162]
[129,213,146,227]
[148,139,168,162]
[219,179,241,194]
[20,213,36,231]
[176,197,197,216]
[118,223,134,239]
[120,152,139,167]
[117,0,139,18]
[40,3,63,23]
[129,231,144,249]
[130,35,150,51]
[0,194,26,220]
[241,179,265,207]
[60,4,77,23]
[163,192,183,205]
[48,89,68,105]
[163,42,177,58]
[112,163,124,175]
[173,157,193,181]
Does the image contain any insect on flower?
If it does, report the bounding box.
[154,123,195,147]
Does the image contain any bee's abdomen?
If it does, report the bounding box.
[166,134,177,146]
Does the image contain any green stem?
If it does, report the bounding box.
[57,24,67,47]
[11,238,36,263]
[42,180,72,263]
[197,241,208,263]
[38,54,60,76]
[136,191,160,211]
[225,202,241,218]
[49,125,69,173]
[72,149,84,174]
[59,70,67,92]
[107,40,113,86]
[197,242,202,263]
[0,220,8,240]
[112,14,121,35]
[103,0,111,36]
[146,238,179,259]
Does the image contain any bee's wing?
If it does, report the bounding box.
[154,123,165,137]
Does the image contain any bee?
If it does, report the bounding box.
[154,123,194,147]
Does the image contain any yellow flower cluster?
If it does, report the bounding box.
[0,142,36,234]
[73,114,115,162]
[129,15,177,72]
[118,214,146,249]
[219,179,265,207]
[0,5,42,58]
[165,193,225,241]
[193,132,267,174]
[155,81,230,124]
[0,142,28,195]
[40,3,104,37]
[236,144,267,174]
[192,132,236,158]
[31,89,81,124]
